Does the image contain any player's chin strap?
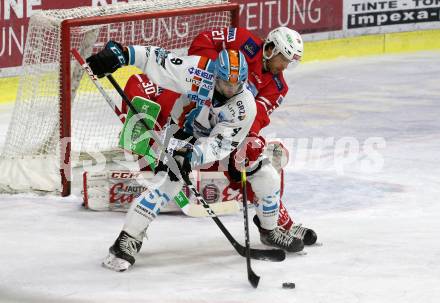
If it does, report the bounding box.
[262,42,276,72]
[262,40,280,60]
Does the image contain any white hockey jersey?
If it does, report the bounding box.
[127,45,256,166]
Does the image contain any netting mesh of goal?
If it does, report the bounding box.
[1,0,231,162]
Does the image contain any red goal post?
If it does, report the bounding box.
[60,3,239,196]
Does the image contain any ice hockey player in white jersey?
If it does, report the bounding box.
[86,41,303,272]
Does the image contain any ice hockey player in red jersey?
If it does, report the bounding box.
[121,27,318,248]
[188,27,318,246]
[87,40,307,271]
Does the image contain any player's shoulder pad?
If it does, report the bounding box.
[234,28,263,62]
[237,27,263,44]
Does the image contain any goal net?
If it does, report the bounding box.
[0,0,237,196]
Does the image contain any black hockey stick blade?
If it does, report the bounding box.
[248,269,260,288]
[196,196,286,262]
[249,247,286,262]
[180,172,286,262]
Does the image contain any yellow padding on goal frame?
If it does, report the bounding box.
[0,77,19,104]
[1,29,440,104]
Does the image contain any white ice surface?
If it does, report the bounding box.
[1,51,440,303]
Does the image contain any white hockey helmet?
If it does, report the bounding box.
[263,27,303,66]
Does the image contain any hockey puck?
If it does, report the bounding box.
[282,282,295,289]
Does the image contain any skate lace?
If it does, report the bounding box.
[270,227,294,246]
[120,234,140,256]
[290,224,308,239]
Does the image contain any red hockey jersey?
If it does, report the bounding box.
[188,27,289,134]
[123,73,180,128]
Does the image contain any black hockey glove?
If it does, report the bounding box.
[86,41,128,78]
[173,148,193,175]
[156,147,194,182]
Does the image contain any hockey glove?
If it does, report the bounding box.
[235,132,266,166]
[173,148,193,176]
[86,41,128,78]
[165,148,193,182]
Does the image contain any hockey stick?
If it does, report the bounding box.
[241,169,260,288]
[180,171,285,262]
[71,49,239,218]
[94,58,285,262]
[73,49,284,261]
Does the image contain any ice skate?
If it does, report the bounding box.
[102,231,143,272]
[253,215,304,252]
[288,224,318,246]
